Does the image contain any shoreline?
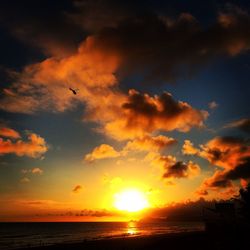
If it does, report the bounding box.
[16,230,243,250]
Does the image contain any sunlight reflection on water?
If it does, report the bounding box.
[126,221,138,235]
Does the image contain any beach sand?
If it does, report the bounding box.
[18,230,247,250]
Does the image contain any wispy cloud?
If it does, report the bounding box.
[224,118,250,133]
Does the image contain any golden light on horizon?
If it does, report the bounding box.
[114,189,149,212]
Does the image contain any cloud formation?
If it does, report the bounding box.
[183,137,250,195]
[84,135,176,162]
[103,90,208,140]
[123,135,176,153]
[0,127,20,139]
[182,140,200,155]
[21,168,43,175]
[84,4,250,83]
[224,118,250,133]
[72,185,83,194]
[20,177,30,183]
[208,101,218,110]
[31,168,43,175]
[84,144,120,162]
[0,129,48,158]
[1,4,249,142]
[0,1,83,57]
[148,154,200,184]
[0,37,120,114]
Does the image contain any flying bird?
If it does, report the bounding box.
[69,88,79,95]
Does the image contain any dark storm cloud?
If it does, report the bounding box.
[1,1,250,83]
[88,4,250,83]
[0,0,84,57]
[70,0,139,32]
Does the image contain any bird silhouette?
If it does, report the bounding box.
[69,88,78,95]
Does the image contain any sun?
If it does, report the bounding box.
[114,189,149,212]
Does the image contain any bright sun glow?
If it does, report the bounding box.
[114,189,149,212]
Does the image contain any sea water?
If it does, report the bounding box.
[0,221,204,249]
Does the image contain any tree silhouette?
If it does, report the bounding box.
[239,183,250,223]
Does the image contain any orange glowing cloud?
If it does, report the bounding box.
[0,127,20,139]
[103,89,208,140]
[84,144,120,162]
[84,135,176,163]
[31,167,43,175]
[183,137,250,170]
[183,137,250,195]
[0,32,209,142]
[199,137,250,170]
[123,135,177,153]
[0,130,48,158]
[0,36,120,114]
[21,168,43,175]
[182,140,200,155]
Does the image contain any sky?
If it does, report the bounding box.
[0,0,250,222]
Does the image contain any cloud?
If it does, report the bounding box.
[84,5,250,83]
[20,177,30,183]
[103,90,208,140]
[21,167,43,175]
[47,209,118,218]
[1,2,250,85]
[0,127,20,139]
[75,209,116,217]
[182,140,200,155]
[163,160,200,179]
[199,137,250,170]
[69,0,132,32]
[208,101,218,110]
[224,118,250,133]
[149,154,200,183]
[0,1,83,57]
[84,144,120,162]
[31,167,43,175]
[2,3,250,150]
[0,37,120,114]
[84,135,176,163]
[0,130,48,158]
[183,137,250,195]
[123,135,176,153]
[196,170,239,199]
[72,185,83,194]
[2,5,249,142]
[183,137,250,169]
[0,54,208,141]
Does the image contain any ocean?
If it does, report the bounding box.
[0,221,204,249]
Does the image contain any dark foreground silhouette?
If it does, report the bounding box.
[18,229,248,250]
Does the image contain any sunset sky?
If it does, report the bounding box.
[0,0,250,222]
